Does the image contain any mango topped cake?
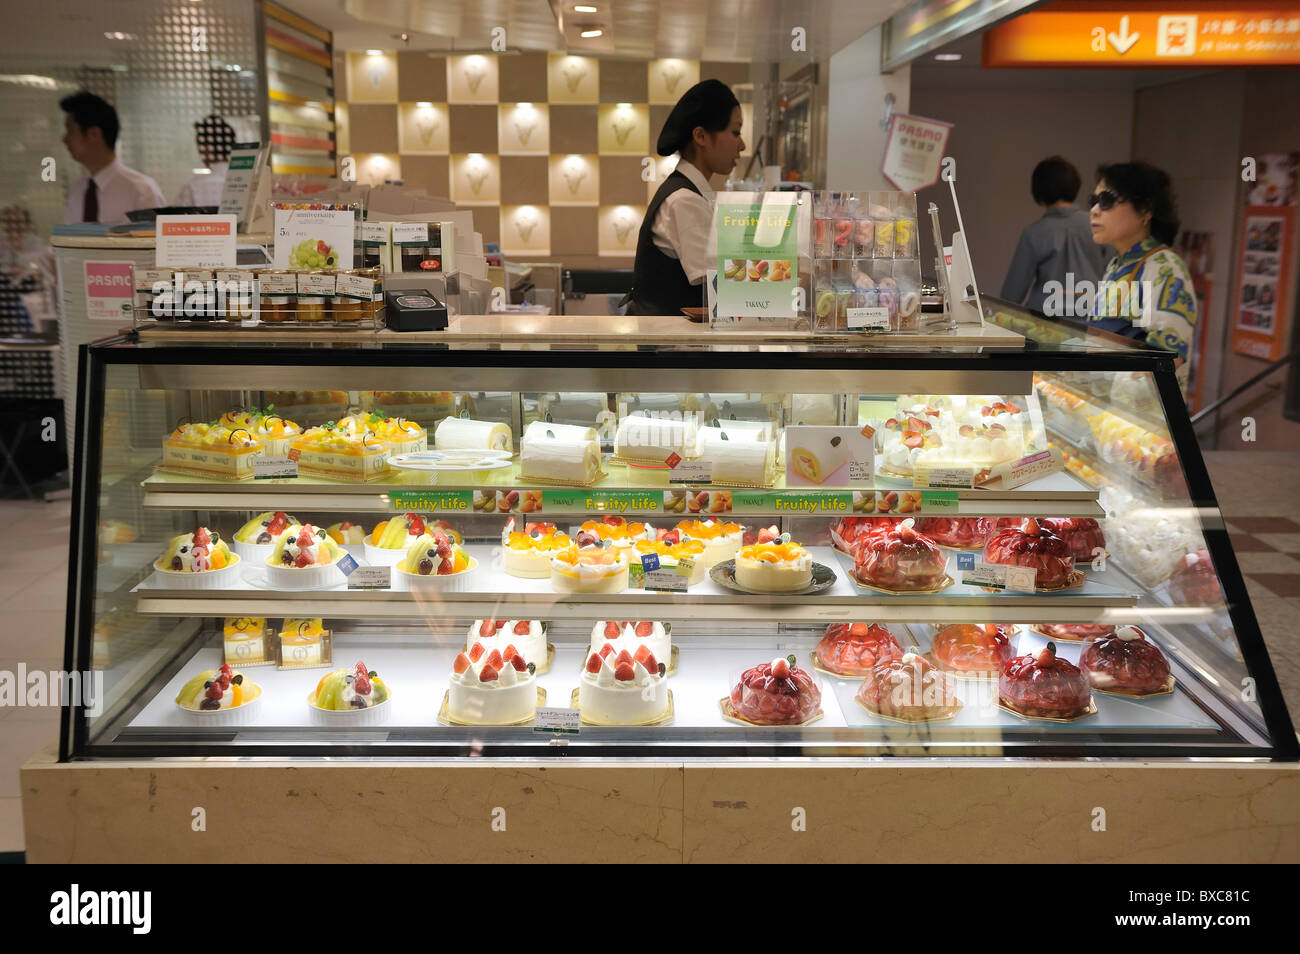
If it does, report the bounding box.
[550,544,630,594]
[734,539,813,592]
[676,518,744,567]
[335,410,427,455]
[219,407,302,457]
[161,422,262,480]
[631,538,707,585]
[574,516,655,551]
[290,423,391,480]
[502,526,573,578]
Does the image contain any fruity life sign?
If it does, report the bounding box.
[714,192,799,318]
[155,215,237,268]
[272,205,355,270]
[881,114,952,192]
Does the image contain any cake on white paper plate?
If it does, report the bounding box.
[448,644,539,725]
[588,620,671,667]
[579,645,670,724]
[465,619,547,668]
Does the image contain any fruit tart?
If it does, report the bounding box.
[930,623,1016,675]
[325,520,367,545]
[853,518,949,592]
[396,528,475,585]
[265,524,346,588]
[982,518,1077,590]
[154,526,241,589]
[161,422,262,480]
[1078,626,1172,695]
[1039,517,1107,565]
[232,510,298,560]
[728,655,822,726]
[175,663,261,720]
[999,642,1094,719]
[915,516,992,549]
[814,622,904,675]
[310,660,390,718]
[336,410,427,455]
[1167,549,1222,606]
[857,651,961,722]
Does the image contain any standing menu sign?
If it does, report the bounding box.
[272,204,356,270]
[155,215,237,268]
[713,193,799,318]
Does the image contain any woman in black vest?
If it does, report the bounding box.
[625,79,745,315]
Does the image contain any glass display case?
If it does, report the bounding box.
[62,325,1296,762]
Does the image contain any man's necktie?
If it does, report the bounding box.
[83,179,99,223]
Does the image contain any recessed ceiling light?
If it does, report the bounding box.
[366,49,384,56]
[574,4,598,11]
[416,101,433,107]
[580,29,603,38]
[517,102,533,109]
[934,53,962,61]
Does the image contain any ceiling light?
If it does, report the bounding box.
[304,101,322,108]
[104,32,136,40]
[468,153,484,161]
[934,53,962,61]
[580,29,603,38]
[616,102,631,109]
[574,5,598,12]
[415,101,433,107]
[366,49,384,56]
[517,102,533,109]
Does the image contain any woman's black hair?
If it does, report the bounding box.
[1097,160,1180,245]
[656,79,740,157]
[1030,156,1081,205]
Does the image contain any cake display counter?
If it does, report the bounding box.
[22,321,1299,863]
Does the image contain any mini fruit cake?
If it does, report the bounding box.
[311,661,390,710]
[396,528,473,578]
[502,525,573,578]
[175,663,261,711]
[234,511,298,548]
[857,652,961,722]
[1039,517,1107,565]
[930,623,1016,675]
[589,620,671,669]
[729,655,822,725]
[223,616,268,665]
[1078,625,1171,694]
[999,642,1093,719]
[814,622,903,676]
[982,518,1075,590]
[550,543,630,594]
[336,410,427,455]
[290,424,391,481]
[449,644,538,725]
[219,407,302,457]
[574,516,655,552]
[854,518,948,591]
[367,513,459,564]
[914,517,992,550]
[466,619,548,668]
[676,519,744,567]
[161,422,262,479]
[279,618,326,666]
[831,516,902,557]
[631,538,708,585]
[267,524,344,576]
[579,645,670,724]
[154,527,239,582]
[734,539,814,592]
[1167,549,1222,606]
[325,520,367,545]
[877,412,941,477]
[1035,623,1117,642]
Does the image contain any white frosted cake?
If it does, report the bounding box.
[465,619,547,667]
[614,412,699,461]
[696,427,776,486]
[578,646,670,724]
[448,644,538,725]
[734,541,814,592]
[550,546,629,594]
[434,416,513,452]
[519,421,602,484]
[589,620,671,666]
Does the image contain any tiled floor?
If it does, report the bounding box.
[0,450,1298,853]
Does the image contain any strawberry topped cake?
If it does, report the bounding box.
[466,619,548,669]
[729,655,821,725]
[831,516,901,557]
[983,518,1076,590]
[449,643,539,725]
[396,528,473,579]
[877,412,940,477]
[676,518,744,567]
[175,663,260,712]
[914,516,992,550]
[853,518,949,591]
[857,652,961,722]
[1079,626,1172,695]
[1039,518,1107,565]
[930,623,1016,675]
[589,620,671,670]
[579,644,670,725]
[310,661,390,711]
[154,527,241,588]
[233,510,297,560]
[1167,549,1222,606]
[814,622,903,675]
[999,642,1093,719]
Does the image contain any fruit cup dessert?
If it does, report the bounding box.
[857,652,961,722]
[396,528,475,586]
[728,655,822,726]
[232,510,298,562]
[733,538,814,592]
[999,642,1094,719]
[174,663,261,722]
[153,526,241,589]
[309,660,391,719]
[929,623,1017,676]
[265,524,346,588]
[982,518,1077,590]
[325,520,367,545]
[814,622,903,676]
[853,518,949,592]
[365,513,459,566]
[1078,626,1172,695]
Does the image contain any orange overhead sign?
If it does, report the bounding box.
[983,2,1300,67]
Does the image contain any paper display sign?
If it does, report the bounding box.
[253,457,298,479]
[155,215,237,268]
[347,566,391,590]
[533,708,580,733]
[83,261,134,323]
[219,146,263,224]
[714,193,799,318]
[881,113,952,192]
[668,458,713,484]
[786,426,874,487]
[273,206,355,270]
[962,561,1037,593]
[1232,205,1294,362]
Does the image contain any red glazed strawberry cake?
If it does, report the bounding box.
[814,622,903,675]
[1079,625,1171,694]
[856,652,961,722]
[930,623,1016,675]
[983,518,1076,590]
[853,517,949,591]
[729,655,821,725]
[1167,549,1222,605]
[1035,623,1117,642]
[914,517,991,549]
[999,642,1093,719]
[1039,517,1107,565]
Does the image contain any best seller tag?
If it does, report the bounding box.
[640,553,661,573]
[336,554,359,576]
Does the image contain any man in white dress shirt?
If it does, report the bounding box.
[60,91,165,225]
[174,114,237,208]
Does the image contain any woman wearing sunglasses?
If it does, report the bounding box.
[1088,161,1197,392]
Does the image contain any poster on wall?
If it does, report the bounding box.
[1232,206,1294,362]
[880,113,952,192]
[1248,152,1298,207]
[713,192,799,318]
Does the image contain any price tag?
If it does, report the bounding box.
[847,306,890,330]
[336,554,359,576]
[847,458,874,483]
[990,448,1064,489]
[961,561,1037,593]
[643,568,688,592]
[347,565,391,590]
[533,707,581,734]
[640,553,661,573]
[253,456,298,479]
[859,423,876,440]
[914,466,975,489]
[668,459,713,484]
[675,557,696,578]
[664,451,682,469]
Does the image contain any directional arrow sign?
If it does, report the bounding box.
[1108,15,1140,54]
